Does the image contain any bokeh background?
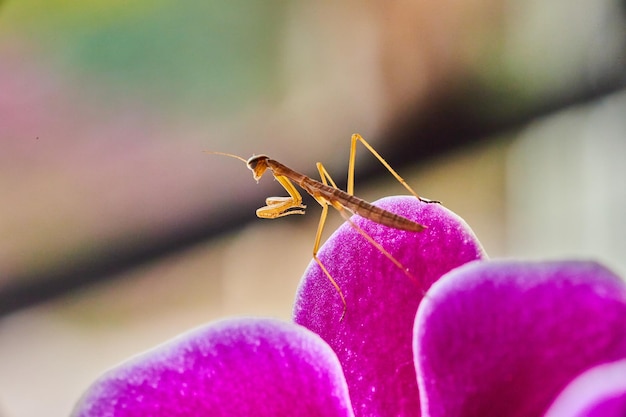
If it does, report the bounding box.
[1,1,625,416]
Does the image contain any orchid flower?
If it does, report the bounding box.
[73,196,626,417]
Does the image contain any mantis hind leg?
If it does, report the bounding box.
[348,133,439,203]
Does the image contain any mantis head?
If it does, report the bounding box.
[246,155,270,182]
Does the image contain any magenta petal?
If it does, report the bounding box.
[294,196,486,417]
[415,260,626,417]
[73,318,354,417]
[544,359,626,417]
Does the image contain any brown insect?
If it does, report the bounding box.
[207,134,437,319]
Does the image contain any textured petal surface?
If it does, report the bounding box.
[415,260,626,417]
[294,196,486,417]
[73,318,354,417]
[544,359,626,417]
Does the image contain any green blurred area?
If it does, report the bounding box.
[1,0,286,112]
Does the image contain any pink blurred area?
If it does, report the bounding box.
[0,40,237,282]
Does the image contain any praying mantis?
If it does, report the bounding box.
[208,133,438,319]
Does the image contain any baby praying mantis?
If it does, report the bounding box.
[207,133,437,319]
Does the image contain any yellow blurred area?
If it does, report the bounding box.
[0,0,157,27]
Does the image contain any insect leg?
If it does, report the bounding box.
[349,133,439,203]
[307,162,350,319]
[255,175,306,219]
[316,162,339,189]
[312,200,347,321]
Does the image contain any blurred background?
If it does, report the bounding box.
[0,0,625,415]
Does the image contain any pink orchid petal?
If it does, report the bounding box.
[294,196,486,417]
[73,318,354,417]
[415,260,626,417]
[544,359,626,417]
